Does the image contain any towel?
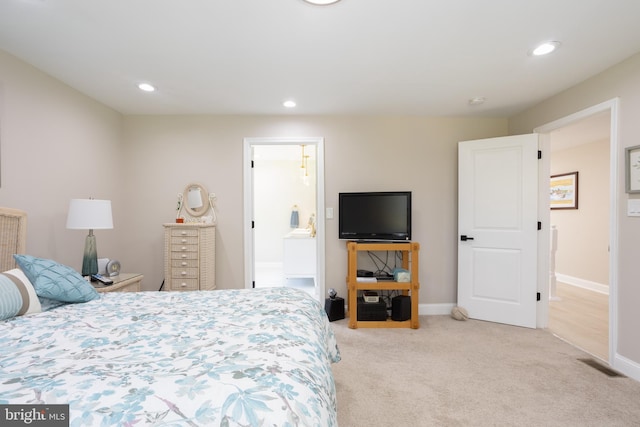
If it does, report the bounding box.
[290,209,299,228]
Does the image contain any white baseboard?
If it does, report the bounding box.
[419,303,455,316]
[613,353,640,382]
[556,273,609,295]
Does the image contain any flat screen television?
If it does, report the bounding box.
[338,191,411,241]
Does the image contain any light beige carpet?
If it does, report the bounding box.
[330,315,640,426]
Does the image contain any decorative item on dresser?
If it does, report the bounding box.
[163,223,215,291]
[92,273,143,293]
[175,182,217,224]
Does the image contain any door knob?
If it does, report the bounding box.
[460,235,475,241]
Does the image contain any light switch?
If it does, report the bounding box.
[628,199,640,217]
[326,207,334,219]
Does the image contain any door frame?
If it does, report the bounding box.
[242,136,326,301]
[534,98,619,364]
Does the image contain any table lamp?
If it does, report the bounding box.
[66,199,113,276]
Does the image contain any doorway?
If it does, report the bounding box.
[243,137,326,302]
[547,112,611,360]
[535,99,618,364]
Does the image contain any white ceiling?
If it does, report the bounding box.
[1,0,640,117]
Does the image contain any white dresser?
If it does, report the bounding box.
[163,223,216,291]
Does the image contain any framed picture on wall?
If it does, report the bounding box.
[625,145,640,193]
[550,171,579,210]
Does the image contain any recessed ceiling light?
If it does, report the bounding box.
[303,0,341,5]
[283,100,297,108]
[138,83,156,92]
[530,41,561,56]
[468,97,486,106]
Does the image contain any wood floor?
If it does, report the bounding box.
[548,282,608,361]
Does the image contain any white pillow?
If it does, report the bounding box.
[2,268,42,315]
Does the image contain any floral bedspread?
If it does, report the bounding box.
[0,287,341,426]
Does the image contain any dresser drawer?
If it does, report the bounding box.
[171,251,198,261]
[171,259,198,269]
[118,282,141,292]
[168,278,199,291]
[171,267,198,278]
[171,235,199,245]
[170,244,198,253]
[171,228,199,237]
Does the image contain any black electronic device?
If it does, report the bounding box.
[374,272,394,281]
[325,297,345,322]
[357,297,388,321]
[357,269,374,277]
[339,191,411,241]
[392,295,411,321]
[91,273,114,286]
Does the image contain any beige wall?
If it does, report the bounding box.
[120,115,508,301]
[0,50,124,270]
[551,140,609,286]
[510,52,640,369]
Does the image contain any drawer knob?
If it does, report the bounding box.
[181,282,187,287]
[181,246,187,251]
[181,239,187,243]
[181,262,187,266]
[181,231,187,235]
[181,254,187,259]
[181,271,187,276]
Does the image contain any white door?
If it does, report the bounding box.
[458,134,539,328]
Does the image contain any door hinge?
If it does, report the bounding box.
[251,160,254,168]
[538,150,542,159]
[537,221,542,230]
[252,221,255,229]
[252,281,256,289]
[537,292,541,301]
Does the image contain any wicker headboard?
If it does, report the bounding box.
[0,207,27,271]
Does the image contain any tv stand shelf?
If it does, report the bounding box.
[346,241,420,329]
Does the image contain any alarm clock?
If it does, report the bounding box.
[105,259,121,277]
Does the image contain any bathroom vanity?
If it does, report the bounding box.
[283,229,316,281]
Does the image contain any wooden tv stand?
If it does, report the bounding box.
[346,241,420,329]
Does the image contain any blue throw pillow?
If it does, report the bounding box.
[0,275,23,320]
[13,255,99,303]
[1,269,42,315]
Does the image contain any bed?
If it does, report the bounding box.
[0,286,341,426]
[0,209,341,426]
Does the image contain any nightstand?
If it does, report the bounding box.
[93,273,143,293]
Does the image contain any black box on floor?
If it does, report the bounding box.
[357,297,388,321]
[324,297,345,322]
[392,295,411,321]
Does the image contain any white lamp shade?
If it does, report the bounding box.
[66,199,113,230]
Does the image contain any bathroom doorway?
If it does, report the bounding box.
[243,137,326,301]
